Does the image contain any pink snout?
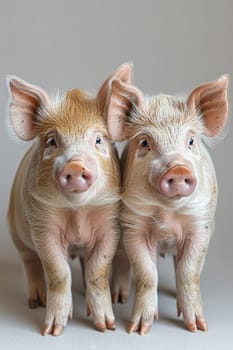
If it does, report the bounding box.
[58,160,94,193]
[159,165,196,198]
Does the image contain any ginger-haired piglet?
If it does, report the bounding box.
[110,75,228,334]
[7,63,132,336]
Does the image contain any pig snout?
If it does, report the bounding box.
[159,165,196,198]
[58,160,94,193]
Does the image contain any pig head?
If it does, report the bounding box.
[110,75,228,334]
[7,63,132,336]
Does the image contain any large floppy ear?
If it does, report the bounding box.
[106,79,144,141]
[187,75,228,137]
[97,62,132,113]
[7,76,50,141]
[97,63,144,141]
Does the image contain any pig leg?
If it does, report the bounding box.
[31,228,72,336]
[23,255,46,308]
[85,223,119,332]
[124,230,158,335]
[111,241,131,304]
[176,230,210,332]
[79,256,86,290]
[9,230,46,308]
[41,255,72,336]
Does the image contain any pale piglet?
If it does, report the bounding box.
[109,75,228,334]
[7,63,132,336]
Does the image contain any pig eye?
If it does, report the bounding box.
[96,136,102,145]
[48,138,56,146]
[188,137,194,147]
[140,139,150,148]
[46,135,57,148]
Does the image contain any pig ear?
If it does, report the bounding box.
[106,79,144,141]
[7,76,50,141]
[187,75,228,137]
[97,62,133,112]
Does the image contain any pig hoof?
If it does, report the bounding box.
[185,318,207,332]
[42,323,64,336]
[128,321,139,334]
[53,324,64,336]
[196,319,208,332]
[140,323,151,335]
[95,322,107,333]
[95,320,116,332]
[29,298,39,309]
[177,304,182,317]
[69,310,73,320]
[106,319,116,331]
[186,322,197,332]
[112,291,128,304]
[28,292,46,309]
[128,321,151,335]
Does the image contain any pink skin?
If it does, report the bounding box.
[58,159,94,193]
[158,165,197,198]
[111,75,228,335]
[7,63,134,336]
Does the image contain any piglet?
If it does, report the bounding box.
[109,75,228,334]
[7,63,132,336]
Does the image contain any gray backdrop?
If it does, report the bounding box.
[0,1,232,349]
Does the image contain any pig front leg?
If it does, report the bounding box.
[85,225,119,332]
[32,229,72,336]
[176,228,210,332]
[124,227,158,335]
[42,258,72,336]
[111,241,131,304]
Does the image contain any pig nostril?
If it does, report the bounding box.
[185,178,193,185]
[159,166,196,198]
[58,162,94,192]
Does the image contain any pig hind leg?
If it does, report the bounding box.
[111,243,131,304]
[11,233,46,308]
[24,255,46,308]
[79,256,86,290]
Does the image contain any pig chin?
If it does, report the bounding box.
[60,185,97,206]
[146,179,198,210]
[155,180,197,205]
[58,174,110,207]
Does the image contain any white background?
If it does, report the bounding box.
[0,1,232,349]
